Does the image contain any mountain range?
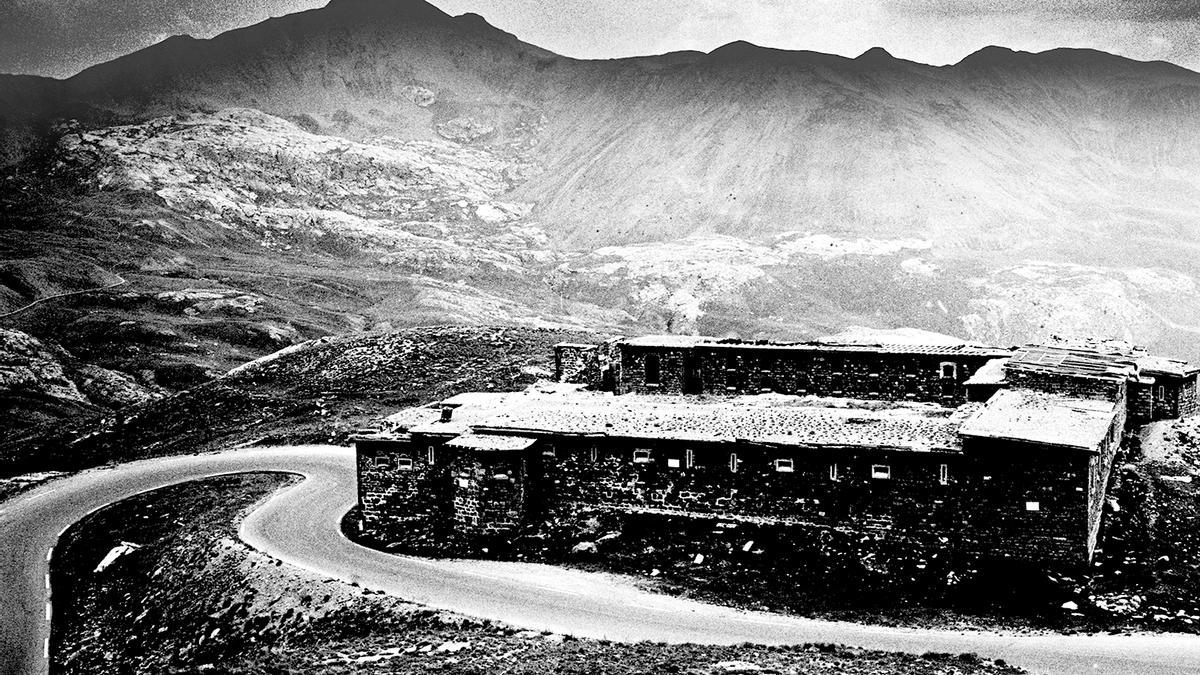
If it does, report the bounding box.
[4,0,1200,434]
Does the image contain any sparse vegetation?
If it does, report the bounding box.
[50,473,1023,674]
[0,325,593,472]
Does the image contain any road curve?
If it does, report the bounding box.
[2,445,1199,675]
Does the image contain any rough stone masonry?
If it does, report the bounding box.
[353,333,1199,567]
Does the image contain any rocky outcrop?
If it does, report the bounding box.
[435,117,495,143]
[0,328,159,438]
[155,289,264,316]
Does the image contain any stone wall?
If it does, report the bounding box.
[355,437,451,542]
[1086,416,1123,558]
[1180,377,1198,417]
[549,439,964,543]
[358,430,1107,565]
[958,438,1097,563]
[618,345,998,405]
[1005,369,1124,402]
[617,347,698,395]
[1151,376,1199,420]
[554,343,600,384]
[449,451,530,536]
[1129,382,1154,423]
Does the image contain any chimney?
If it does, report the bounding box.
[440,405,454,423]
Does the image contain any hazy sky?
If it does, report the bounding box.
[2,0,1198,78]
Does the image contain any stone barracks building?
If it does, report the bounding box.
[353,335,1198,566]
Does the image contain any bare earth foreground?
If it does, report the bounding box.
[1,445,1198,675]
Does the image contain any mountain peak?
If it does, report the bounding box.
[322,0,449,20]
[456,12,490,24]
[955,45,1022,68]
[708,40,768,57]
[856,46,893,61]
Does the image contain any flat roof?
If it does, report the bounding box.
[1006,345,1137,382]
[1136,354,1199,378]
[383,384,586,436]
[618,335,1011,358]
[620,335,713,348]
[474,394,969,453]
[958,389,1119,452]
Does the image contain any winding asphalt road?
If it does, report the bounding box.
[2,445,1198,675]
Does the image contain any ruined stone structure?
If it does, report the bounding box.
[606,335,1012,404]
[356,334,1198,567]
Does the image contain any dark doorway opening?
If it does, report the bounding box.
[683,357,703,394]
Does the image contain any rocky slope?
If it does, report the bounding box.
[0,328,159,435]
[5,0,1200,432]
[50,474,1022,674]
[0,325,587,471]
[4,0,1199,252]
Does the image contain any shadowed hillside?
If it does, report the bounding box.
[3,0,1198,250]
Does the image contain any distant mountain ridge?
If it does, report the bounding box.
[6,0,1200,395]
[6,0,1199,251]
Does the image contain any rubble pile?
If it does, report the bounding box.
[1084,420,1200,632]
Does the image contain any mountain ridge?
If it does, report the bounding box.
[6,0,1200,416]
[4,0,1200,252]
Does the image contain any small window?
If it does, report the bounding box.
[397,455,414,471]
[871,464,891,479]
[543,444,557,458]
[1025,501,1040,512]
[774,458,794,473]
[667,458,682,468]
[938,463,949,485]
[729,453,740,473]
[828,463,839,481]
[1157,385,1165,399]
[633,449,652,464]
[590,446,599,462]
[644,354,661,385]
[427,446,436,464]
[940,362,957,379]
[725,353,738,371]
[373,455,390,469]
[685,448,695,469]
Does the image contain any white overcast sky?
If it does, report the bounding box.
[430,0,1198,66]
[2,0,1197,78]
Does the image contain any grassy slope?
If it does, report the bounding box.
[49,473,1023,674]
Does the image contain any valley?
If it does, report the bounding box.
[4,2,1200,414]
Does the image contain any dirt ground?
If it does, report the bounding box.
[48,474,1021,674]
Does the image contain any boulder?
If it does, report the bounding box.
[571,541,597,555]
